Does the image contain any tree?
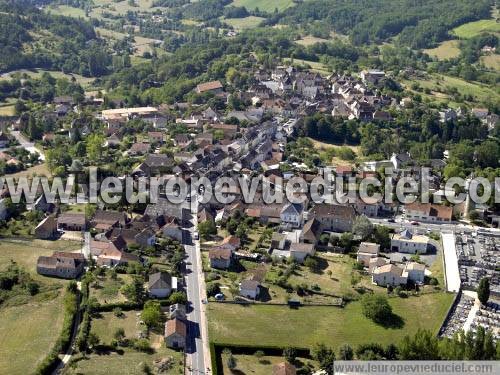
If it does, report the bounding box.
[141,301,163,329]
[373,225,391,250]
[352,215,374,240]
[477,277,490,305]
[312,343,335,374]
[86,133,105,163]
[114,327,126,345]
[304,257,319,273]
[338,344,354,360]
[339,232,354,252]
[88,332,100,350]
[223,349,237,370]
[283,347,297,364]
[198,220,216,240]
[399,329,439,360]
[361,294,393,324]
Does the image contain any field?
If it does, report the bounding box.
[65,310,184,374]
[424,40,461,60]
[0,103,15,116]
[295,32,349,46]
[231,0,295,12]
[452,19,500,39]
[6,163,51,179]
[224,16,265,30]
[0,239,81,281]
[283,58,330,75]
[0,240,80,374]
[403,73,500,106]
[208,292,455,350]
[0,69,95,88]
[91,273,134,305]
[0,292,66,374]
[95,27,163,57]
[481,54,500,70]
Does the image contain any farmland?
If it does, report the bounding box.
[424,40,461,60]
[231,0,295,12]
[452,19,500,39]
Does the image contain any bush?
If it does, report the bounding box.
[361,294,393,324]
[133,338,152,352]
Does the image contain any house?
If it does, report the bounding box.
[129,142,150,156]
[161,217,183,242]
[404,203,452,223]
[471,108,489,120]
[271,232,287,250]
[92,210,128,232]
[391,152,412,170]
[300,218,321,245]
[439,109,457,123]
[168,304,187,320]
[280,202,304,229]
[37,252,85,279]
[165,318,186,349]
[391,229,429,254]
[148,131,164,144]
[372,263,407,287]
[148,271,177,298]
[239,279,260,299]
[405,262,426,284]
[209,247,232,269]
[369,256,389,273]
[219,235,241,252]
[309,204,355,233]
[105,133,121,147]
[174,134,191,149]
[57,213,87,231]
[289,242,315,263]
[360,70,385,85]
[107,227,156,248]
[273,362,297,375]
[357,242,380,267]
[90,239,140,267]
[35,216,58,239]
[196,80,223,94]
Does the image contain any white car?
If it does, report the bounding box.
[193,232,199,240]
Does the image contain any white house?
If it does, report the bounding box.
[372,264,407,287]
[280,203,304,229]
[357,242,380,267]
[289,242,316,263]
[148,272,177,298]
[404,262,426,284]
[391,229,429,254]
[239,279,260,299]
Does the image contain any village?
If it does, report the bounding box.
[0,61,499,375]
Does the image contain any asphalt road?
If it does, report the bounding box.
[183,197,211,374]
[10,130,45,161]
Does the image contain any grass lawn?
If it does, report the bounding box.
[452,19,500,39]
[224,16,265,30]
[0,239,81,281]
[424,40,461,60]
[0,103,15,116]
[91,310,143,344]
[221,354,315,375]
[208,292,455,350]
[295,35,330,46]
[6,163,51,179]
[0,291,67,374]
[0,68,95,88]
[91,273,133,305]
[65,348,184,375]
[47,4,88,18]
[283,58,330,75]
[231,0,294,12]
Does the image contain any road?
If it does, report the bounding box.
[183,196,211,374]
[10,130,45,161]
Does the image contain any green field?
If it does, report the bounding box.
[403,73,500,106]
[424,40,461,60]
[231,0,295,12]
[208,293,455,350]
[221,353,315,374]
[0,292,67,374]
[283,57,330,75]
[452,19,500,39]
[66,310,183,374]
[224,16,265,29]
[0,68,95,88]
[481,54,500,70]
[0,240,79,374]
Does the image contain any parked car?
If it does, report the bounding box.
[410,221,420,226]
[215,293,225,301]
